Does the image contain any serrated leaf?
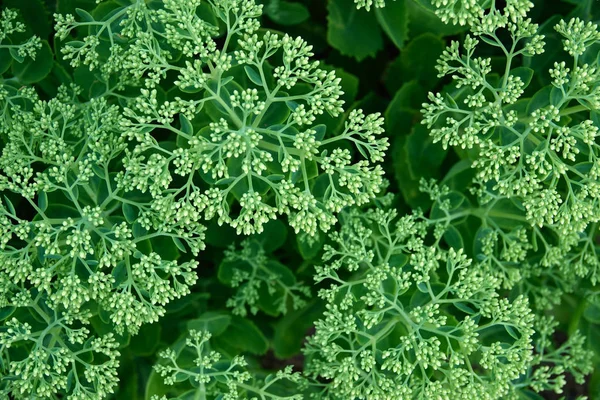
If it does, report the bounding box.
[385,33,445,93]
[406,0,467,37]
[375,0,408,50]
[327,0,383,61]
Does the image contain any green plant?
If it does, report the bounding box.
[422,1,600,283]
[1,0,598,399]
[54,0,388,237]
[304,205,537,399]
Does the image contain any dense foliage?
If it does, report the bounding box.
[0,0,598,399]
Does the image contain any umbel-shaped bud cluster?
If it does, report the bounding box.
[55,0,389,237]
[303,206,536,399]
[421,0,600,283]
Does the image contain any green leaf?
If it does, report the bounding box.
[57,0,96,14]
[256,262,299,317]
[73,65,105,100]
[385,33,445,93]
[175,390,198,400]
[473,226,494,260]
[265,0,310,26]
[132,222,148,239]
[179,114,193,135]
[375,0,409,50]
[218,256,249,286]
[111,262,128,285]
[327,0,383,61]
[3,0,52,39]
[454,302,476,315]
[129,323,161,356]
[44,203,79,219]
[204,220,237,248]
[244,65,263,86]
[9,47,25,63]
[584,303,600,324]
[150,236,180,261]
[187,311,232,336]
[505,325,520,340]
[406,0,467,37]
[403,113,437,162]
[523,15,565,86]
[550,86,563,106]
[92,164,106,179]
[172,237,187,253]
[273,300,324,358]
[441,159,477,193]
[114,354,143,400]
[145,370,173,399]
[75,7,95,22]
[0,46,13,73]
[12,40,54,84]
[37,191,48,212]
[416,282,429,293]
[385,80,426,132]
[389,253,409,268]
[320,64,359,104]
[122,203,137,223]
[255,219,288,253]
[487,198,527,230]
[517,390,548,400]
[3,196,16,216]
[393,123,447,208]
[297,230,325,260]
[0,307,15,321]
[214,316,268,355]
[510,67,534,89]
[443,225,464,249]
